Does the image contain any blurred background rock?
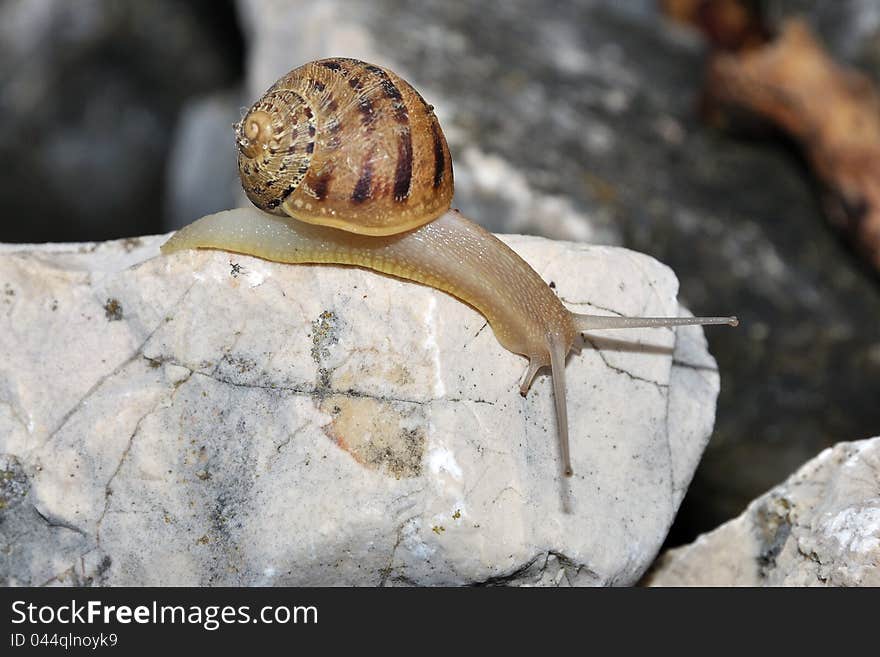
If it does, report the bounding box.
[0,0,243,242]
[2,0,878,548]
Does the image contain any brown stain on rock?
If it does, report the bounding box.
[319,395,425,478]
[332,359,413,390]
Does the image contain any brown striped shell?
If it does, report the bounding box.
[236,58,454,236]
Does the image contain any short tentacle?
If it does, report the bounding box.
[519,358,544,396]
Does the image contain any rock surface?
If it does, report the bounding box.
[0,233,719,586]
[645,437,880,586]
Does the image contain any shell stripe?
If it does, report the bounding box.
[311,167,333,200]
[393,132,413,202]
[430,119,445,188]
[358,96,376,125]
[364,70,414,203]
[351,155,373,203]
[267,183,297,210]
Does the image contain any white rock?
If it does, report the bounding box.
[0,232,719,586]
[645,437,880,586]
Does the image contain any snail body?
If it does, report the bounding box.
[162,58,737,477]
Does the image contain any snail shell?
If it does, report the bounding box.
[237,58,454,236]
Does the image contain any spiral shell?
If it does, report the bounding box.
[236,58,455,236]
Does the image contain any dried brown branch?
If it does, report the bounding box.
[705,19,880,271]
[660,0,767,51]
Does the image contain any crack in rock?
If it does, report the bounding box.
[38,549,112,587]
[43,281,198,447]
[148,355,497,409]
[378,515,419,587]
[94,369,193,546]
[582,336,669,388]
[478,549,601,586]
[558,297,626,317]
[31,504,87,537]
[671,358,719,374]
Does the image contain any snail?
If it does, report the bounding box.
[161,58,737,477]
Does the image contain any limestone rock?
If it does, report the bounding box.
[0,232,719,586]
[645,437,880,586]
